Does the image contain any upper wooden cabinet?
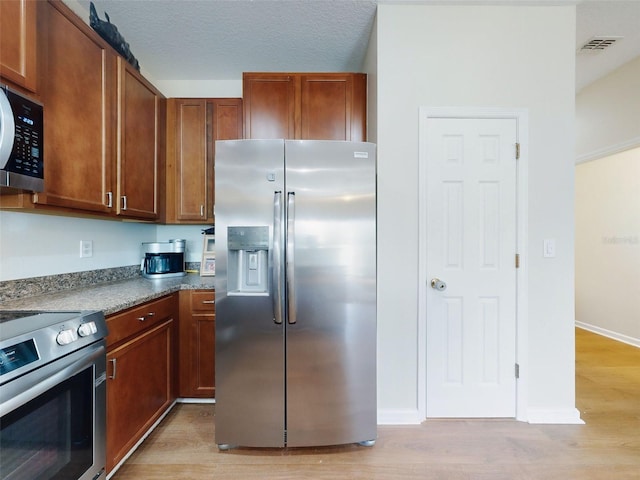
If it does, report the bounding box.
[2,0,165,221]
[243,72,367,141]
[33,0,116,214]
[0,0,38,93]
[116,58,164,220]
[165,98,242,224]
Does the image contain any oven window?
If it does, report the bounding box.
[0,366,94,480]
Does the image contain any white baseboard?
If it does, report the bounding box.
[527,407,584,425]
[377,408,422,425]
[575,321,640,348]
[177,397,216,404]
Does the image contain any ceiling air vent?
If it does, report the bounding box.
[578,36,623,54]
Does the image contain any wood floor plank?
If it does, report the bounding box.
[110,328,640,479]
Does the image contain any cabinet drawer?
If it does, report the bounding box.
[107,295,176,347]
[191,290,215,312]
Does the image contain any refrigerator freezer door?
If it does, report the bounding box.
[284,140,377,446]
[214,139,286,447]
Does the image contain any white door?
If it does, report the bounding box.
[425,117,518,417]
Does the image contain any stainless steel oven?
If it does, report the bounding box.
[0,310,108,480]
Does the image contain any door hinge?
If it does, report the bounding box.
[515,143,520,160]
[515,253,520,268]
[515,363,520,379]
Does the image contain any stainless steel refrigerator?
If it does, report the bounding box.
[214,139,377,449]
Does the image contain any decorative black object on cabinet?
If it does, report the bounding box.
[89,1,140,71]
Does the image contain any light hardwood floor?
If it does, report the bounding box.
[110,328,640,479]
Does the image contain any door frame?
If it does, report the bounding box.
[417,107,529,421]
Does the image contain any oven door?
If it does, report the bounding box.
[0,340,106,480]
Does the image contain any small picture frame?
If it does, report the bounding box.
[201,235,216,277]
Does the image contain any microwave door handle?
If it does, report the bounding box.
[286,192,296,325]
[272,191,284,325]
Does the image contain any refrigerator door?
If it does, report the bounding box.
[214,139,286,448]
[284,140,377,446]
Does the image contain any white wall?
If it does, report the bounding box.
[0,211,153,280]
[154,80,242,99]
[375,4,577,423]
[575,148,640,345]
[0,211,208,281]
[576,56,640,162]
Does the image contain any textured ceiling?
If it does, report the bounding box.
[72,0,640,91]
[75,0,378,80]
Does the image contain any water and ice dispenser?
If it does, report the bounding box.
[227,226,270,295]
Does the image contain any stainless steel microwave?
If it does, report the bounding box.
[0,84,44,192]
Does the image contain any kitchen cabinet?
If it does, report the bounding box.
[32,0,116,214]
[0,0,38,93]
[243,72,367,141]
[116,57,164,220]
[165,98,242,224]
[105,294,178,473]
[1,0,165,221]
[178,290,216,398]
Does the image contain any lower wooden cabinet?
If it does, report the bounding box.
[178,289,215,398]
[105,294,178,473]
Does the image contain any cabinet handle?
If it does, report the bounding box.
[109,358,117,379]
[106,192,113,208]
[200,205,204,217]
[201,300,215,304]
[137,311,155,321]
[121,195,128,211]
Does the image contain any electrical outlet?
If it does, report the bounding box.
[80,240,93,258]
[543,239,556,258]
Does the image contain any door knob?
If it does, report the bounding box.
[430,278,447,291]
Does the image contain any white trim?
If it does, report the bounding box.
[377,408,423,425]
[576,321,640,349]
[177,397,217,404]
[417,106,529,422]
[526,407,584,425]
[576,136,640,164]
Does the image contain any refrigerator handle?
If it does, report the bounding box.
[286,192,297,325]
[272,191,284,325]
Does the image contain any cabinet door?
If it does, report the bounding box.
[243,73,296,139]
[0,0,37,92]
[210,98,243,224]
[300,73,367,141]
[106,319,173,473]
[179,290,216,398]
[166,98,242,224]
[117,58,161,219]
[34,1,114,213]
[169,99,208,222]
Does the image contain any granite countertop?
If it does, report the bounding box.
[0,274,215,316]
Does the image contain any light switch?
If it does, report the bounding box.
[543,239,556,258]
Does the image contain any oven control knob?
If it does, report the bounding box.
[78,322,98,337]
[56,328,78,345]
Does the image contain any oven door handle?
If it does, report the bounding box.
[0,341,106,416]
